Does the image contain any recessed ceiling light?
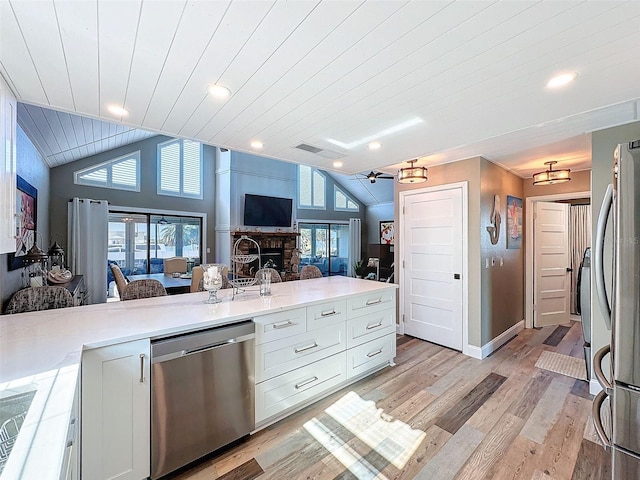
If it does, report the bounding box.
[208,84,232,98]
[333,161,343,168]
[107,105,129,116]
[368,141,381,150]
[250,140,263,149]
[546,72,578,89]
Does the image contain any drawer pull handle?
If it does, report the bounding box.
[295,342,318,353]
[366,321,382,330]
[367,349,383,358]
[366,298,382,306]
[295,376,319,389]
[272,320,294,329]
[139,354,145,383]
[321,309,337,317]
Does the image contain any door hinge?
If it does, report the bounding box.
[402,260,405,268]
[533,304,537,311]
[402,206,405,215]
[402,313,405,323]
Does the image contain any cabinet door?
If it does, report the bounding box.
[82,339,150,480]
[0,75,17,254]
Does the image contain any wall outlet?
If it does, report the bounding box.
[206,247,211,253]
[499,257,504,267]
[491,257,496,266]
[485,258,490,268]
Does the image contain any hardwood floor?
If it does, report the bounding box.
[173,321,610,480]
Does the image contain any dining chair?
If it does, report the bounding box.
[110,263,129,298]
[300,265,323,280]
[5,286,74,314]
[119,279,167,301]
[164,257,187,274]
[255,268,282,283]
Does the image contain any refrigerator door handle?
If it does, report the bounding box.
[594,183,613,330]
[592,389,612,451]
[594,344,612,392]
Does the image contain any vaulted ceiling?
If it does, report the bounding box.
[2,1,639,185]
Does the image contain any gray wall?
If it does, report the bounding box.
[215,150,366,265]
[365,203,394,245]
[590,121,640,382]
[1,125,50,308]
[49,135,217,260]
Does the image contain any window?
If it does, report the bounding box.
[298,223,350,277]
[74,151,140,191]
[298,165,325,209]
[107,211,203,297]
[158,139,203,199]
[334,186,359,211]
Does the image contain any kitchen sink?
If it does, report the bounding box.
[0,389,37,474]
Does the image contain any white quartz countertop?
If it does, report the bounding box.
[0,277,397,480]
[1,276,396,384]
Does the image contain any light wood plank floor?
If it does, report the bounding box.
[173,321,610,480]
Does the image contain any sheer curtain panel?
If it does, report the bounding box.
[68,198,108,304]
[569,204,591,314]
[348,218,361,277]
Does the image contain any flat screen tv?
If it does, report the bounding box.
[243,194,293,227]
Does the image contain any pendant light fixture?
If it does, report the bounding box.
[397,159,428,184]
[532,161,571,186]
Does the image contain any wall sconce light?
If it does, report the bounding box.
[397,159,428,184]
[532,161,571,186]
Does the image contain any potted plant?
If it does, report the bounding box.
[352,259,367,278]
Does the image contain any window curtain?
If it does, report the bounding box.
[68,198,108,304]
[348,218,361,277]
[569,204,591,314]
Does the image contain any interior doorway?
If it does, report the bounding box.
[525,191,591,328]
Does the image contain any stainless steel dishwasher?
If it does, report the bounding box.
[150,320,255,479]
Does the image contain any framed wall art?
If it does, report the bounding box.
[8,176,38,270]
[380,221,394,245]
[506,195,522,249]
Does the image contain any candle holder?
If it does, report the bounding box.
[203,266,223,304]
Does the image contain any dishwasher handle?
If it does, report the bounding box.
[182,338,236,356]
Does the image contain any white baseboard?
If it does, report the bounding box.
[466,320,525,360]
[463,345,483,359]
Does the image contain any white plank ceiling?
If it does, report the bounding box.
[2,0,639,186]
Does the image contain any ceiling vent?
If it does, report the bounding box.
[293,143,345,160]
[295,143,323,154]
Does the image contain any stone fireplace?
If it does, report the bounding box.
[230,231,300,280]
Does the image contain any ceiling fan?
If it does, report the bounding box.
[360,171,394,183]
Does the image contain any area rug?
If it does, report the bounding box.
[535,351,587,381]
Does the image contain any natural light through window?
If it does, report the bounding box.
[298,165,325,209]
[157,139,203,199]
[303,391,426,478]
[335,186,359,211]
[74,151,140,191]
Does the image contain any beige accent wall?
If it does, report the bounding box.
[395,157,525,349]
[522,169,591,198]
[479,159,525,344]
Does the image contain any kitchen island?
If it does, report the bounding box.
[0,276,397,480]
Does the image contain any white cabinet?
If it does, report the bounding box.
[255,293,395,426]
[0,74,17,254]
[81,339,150,480]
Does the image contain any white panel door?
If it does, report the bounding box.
[534,201,570,327]
[403,187,463,350]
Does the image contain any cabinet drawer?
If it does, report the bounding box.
[347,335,395,379]
[254,308,307,345]
[347,309,395,348]
[346,290,396,316]
[307,299,346,331]
[256,352,346,423]
[256,324,346,382]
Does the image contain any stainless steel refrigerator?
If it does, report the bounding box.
[593,139,640,478]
